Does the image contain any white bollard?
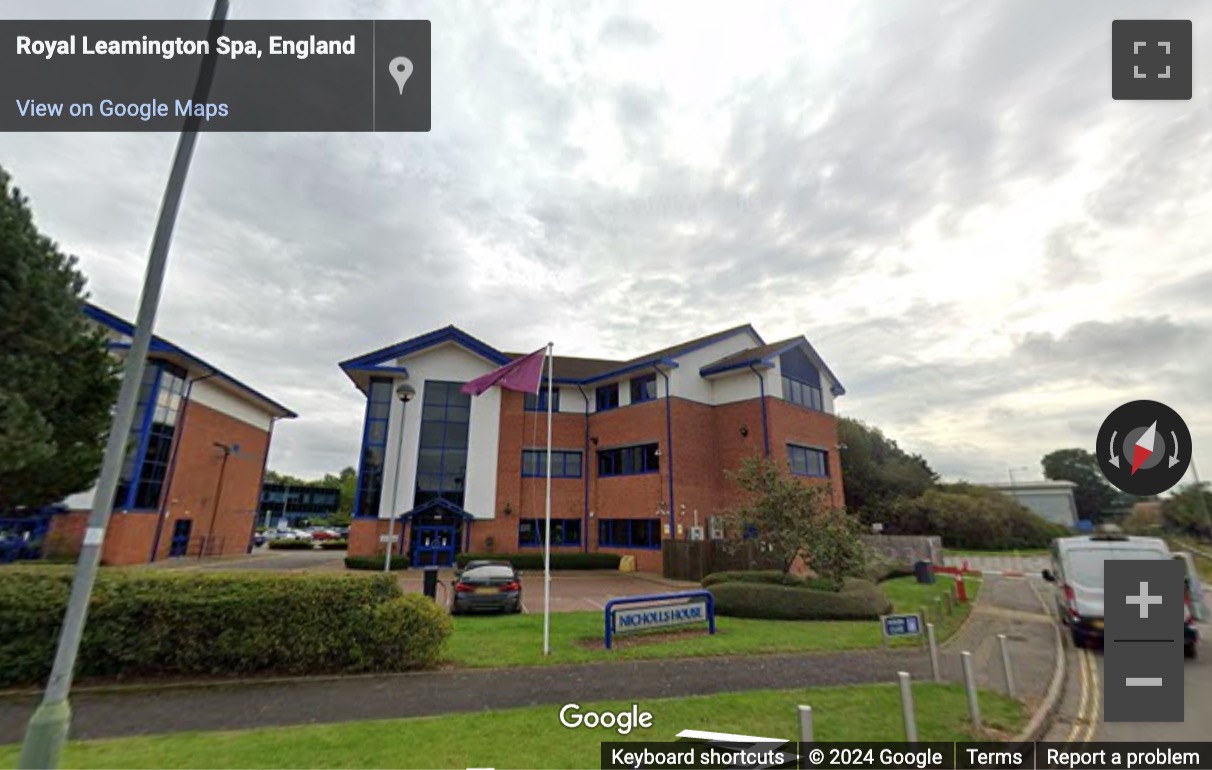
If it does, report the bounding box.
[898,671,918,742]
[998,633,1016,698]
[926,622,941,682]
[798,705,813,742]
[961,650,982,729]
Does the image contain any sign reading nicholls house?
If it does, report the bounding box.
[604,591,716,649]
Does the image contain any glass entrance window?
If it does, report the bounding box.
[415,381,471,508]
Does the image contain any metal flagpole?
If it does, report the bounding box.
[17,3,229,767]
[543,342,554,656]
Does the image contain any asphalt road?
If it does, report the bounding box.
[1044,616,1209,741]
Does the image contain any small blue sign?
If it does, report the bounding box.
[882,613,922,638]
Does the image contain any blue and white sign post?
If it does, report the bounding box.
[604,591,716,649]
[880,613,923,648]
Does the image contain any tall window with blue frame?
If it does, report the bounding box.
[596,382,619,411]
[114,361,187,511]
[415,381,471,508]
[354,378,393,518]
[630,373,657,404]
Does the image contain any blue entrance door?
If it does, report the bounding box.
[169,519,192,557]
[412,524,457,567]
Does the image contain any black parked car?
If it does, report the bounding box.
[451,564,523,615]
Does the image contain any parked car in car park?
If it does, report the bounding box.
[1042,534,1201,658]
[451,564,523,615]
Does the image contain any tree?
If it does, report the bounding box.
[721,454,866,587]
[1041,448,1119,522]
[0,166,120,511]
[1161,484,1212,540]
[838,417,938,521]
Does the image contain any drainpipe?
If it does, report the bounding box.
[577,384,590,554]
[749,364,770,457]
[150,370,218,561]
[654,365,675,538]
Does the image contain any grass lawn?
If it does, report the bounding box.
[443,575,980,667]
[0,683,1025,769]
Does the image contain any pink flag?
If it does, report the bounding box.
[461,347,546,396]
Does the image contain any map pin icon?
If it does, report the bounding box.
[389,56,413,95]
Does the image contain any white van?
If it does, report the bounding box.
[1042,534,1201,658]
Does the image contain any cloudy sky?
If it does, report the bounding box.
[4,0,1211,486]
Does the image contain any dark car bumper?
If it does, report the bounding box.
[452,591,521,613]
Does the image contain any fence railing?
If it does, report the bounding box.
[661,540,781,581]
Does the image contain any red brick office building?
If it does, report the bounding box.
[44,303,296,565]
[341,324,845,574]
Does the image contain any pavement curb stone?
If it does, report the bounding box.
[1010,580,1066,742]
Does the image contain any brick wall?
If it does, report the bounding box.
[152,400,270,560]
[46,400,271,565]
[348,389,844,576]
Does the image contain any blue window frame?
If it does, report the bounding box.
[782,375,823,411]
[114,361,187,511]
[355,378,393,517]
[597,518,661,549]
[597,443,659,477]
[788,444,829,477]
[415,381,471,509]
[522,449,582,478]
[518,518,582,547]
[596,382,620,411]
[524,388,560,412]
[629,374,657,404]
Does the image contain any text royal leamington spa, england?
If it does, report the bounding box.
[16,34,357,60]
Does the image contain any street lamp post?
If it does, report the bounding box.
[17,4,227,765]
[385,382,416,572]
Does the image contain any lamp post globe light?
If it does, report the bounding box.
[384,382,416,573]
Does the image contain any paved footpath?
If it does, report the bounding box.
[0,577,1055,743]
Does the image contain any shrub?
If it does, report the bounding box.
[863,557,915,584]
[701,570,836,592]
[455,552,621,570]
[881,485,1069,550]
[0,567,448,686]
[268,540,315,550]
[320,540,349,550]
[361,595,452,670]
[345,555,410,571]
[707,578,891,621]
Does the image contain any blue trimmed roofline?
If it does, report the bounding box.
[86,303,298,418]
[340,325,511,372]
[699,337,846,396]
[341,323,762,390]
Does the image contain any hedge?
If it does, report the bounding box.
[0,567,450,687]
[707,578,892,621]
[320,540,349,550]
[880,484,1071,550]
[454,552,621,570]
[346,555,410,571]
[701,570,836,592]
[268,540,315,550]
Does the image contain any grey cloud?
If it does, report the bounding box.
[6,0,1212,480]
[599,15,660,47]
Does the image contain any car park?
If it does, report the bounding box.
[1042,534,1201,658]
[451,564,523,615]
